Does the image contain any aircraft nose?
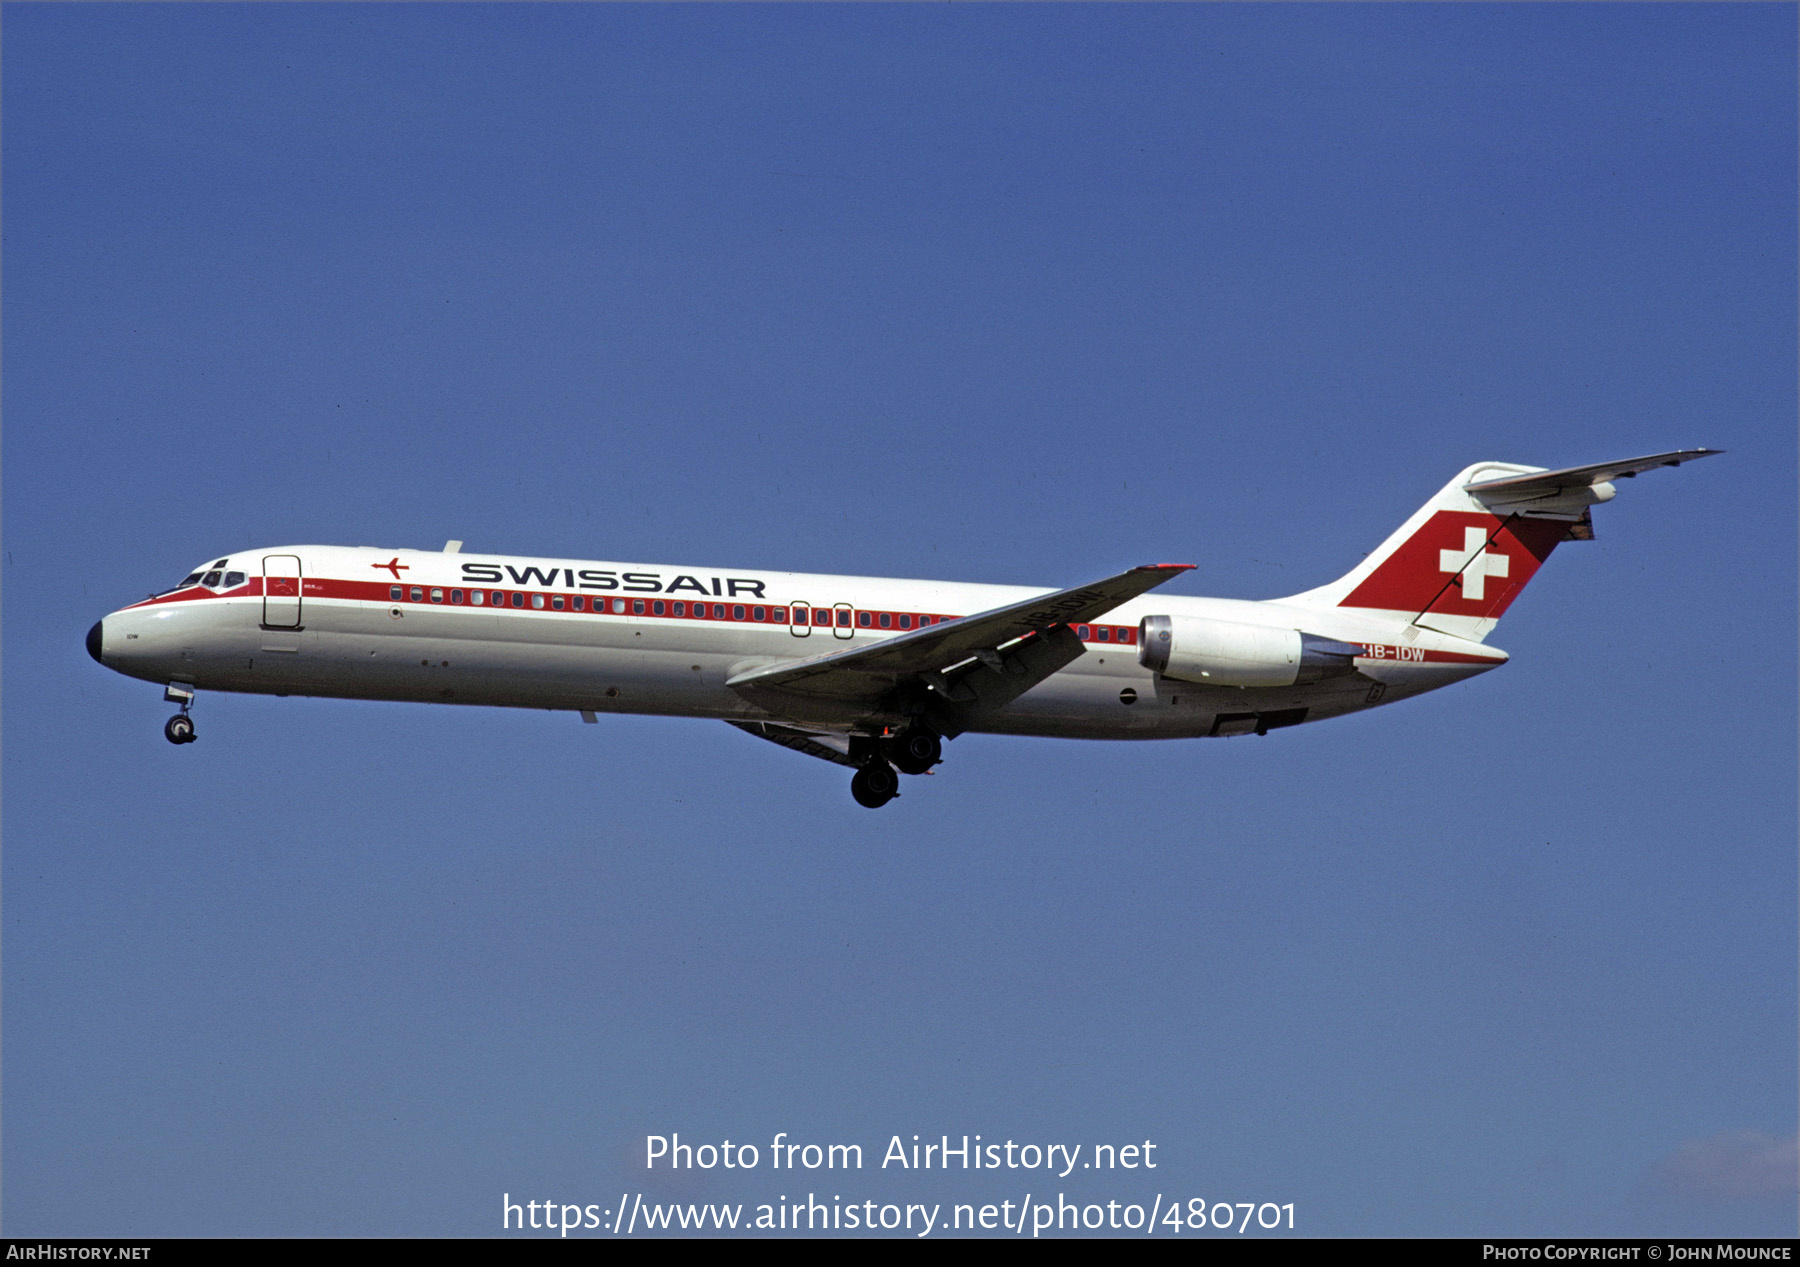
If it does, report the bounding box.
[86,620,104,663]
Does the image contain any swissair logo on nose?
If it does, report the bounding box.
[1440,528,1509,600]
[373,557,409,580]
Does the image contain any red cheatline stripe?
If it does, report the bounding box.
[123,582,1499,661]
[122,576,1144,645]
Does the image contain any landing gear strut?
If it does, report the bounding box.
[850,761,899,809]
[163,682,196,745]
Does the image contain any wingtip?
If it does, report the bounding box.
[1138,563,1197,573]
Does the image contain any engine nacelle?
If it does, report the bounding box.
[1137,614,1362,688]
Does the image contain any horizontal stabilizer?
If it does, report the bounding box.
[1465,449,1722,503]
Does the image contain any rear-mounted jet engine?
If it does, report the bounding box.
[1137,614,1362,688]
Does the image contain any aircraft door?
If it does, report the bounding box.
[833,602,854,640]
[790,600,811,637]
[263,555,302,628]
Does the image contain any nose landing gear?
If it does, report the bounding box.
[163,682,197,745]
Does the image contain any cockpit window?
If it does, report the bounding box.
[151,569,209,597]
[224,571,246,588]
[201,571,223,587]
[212,559,229,568]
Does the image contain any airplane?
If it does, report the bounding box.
[86,450,1718,807]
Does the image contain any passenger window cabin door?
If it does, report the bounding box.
[263,555,302,628]
[790,600,811,637]
[833,602,854,639]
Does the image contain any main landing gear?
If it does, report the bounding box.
[850,761,899,809]
[163,682,197,745]
[884,727,941,776]
[848,727,943,808]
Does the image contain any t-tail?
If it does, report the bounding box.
[1283,450,1721,643]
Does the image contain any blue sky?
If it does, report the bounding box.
[5,3,1794,1237]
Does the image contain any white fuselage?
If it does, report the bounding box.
[90,545,1506,741]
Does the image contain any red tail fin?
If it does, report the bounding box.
[1340,510,1568,624]
[1283,462,1589,642]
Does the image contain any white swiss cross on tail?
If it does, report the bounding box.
[1440,527,1509,601]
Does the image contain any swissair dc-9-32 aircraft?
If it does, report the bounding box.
[87,451,1717,807]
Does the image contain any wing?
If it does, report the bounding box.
[726,563,1193,735]
[1464,449,1722,499]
